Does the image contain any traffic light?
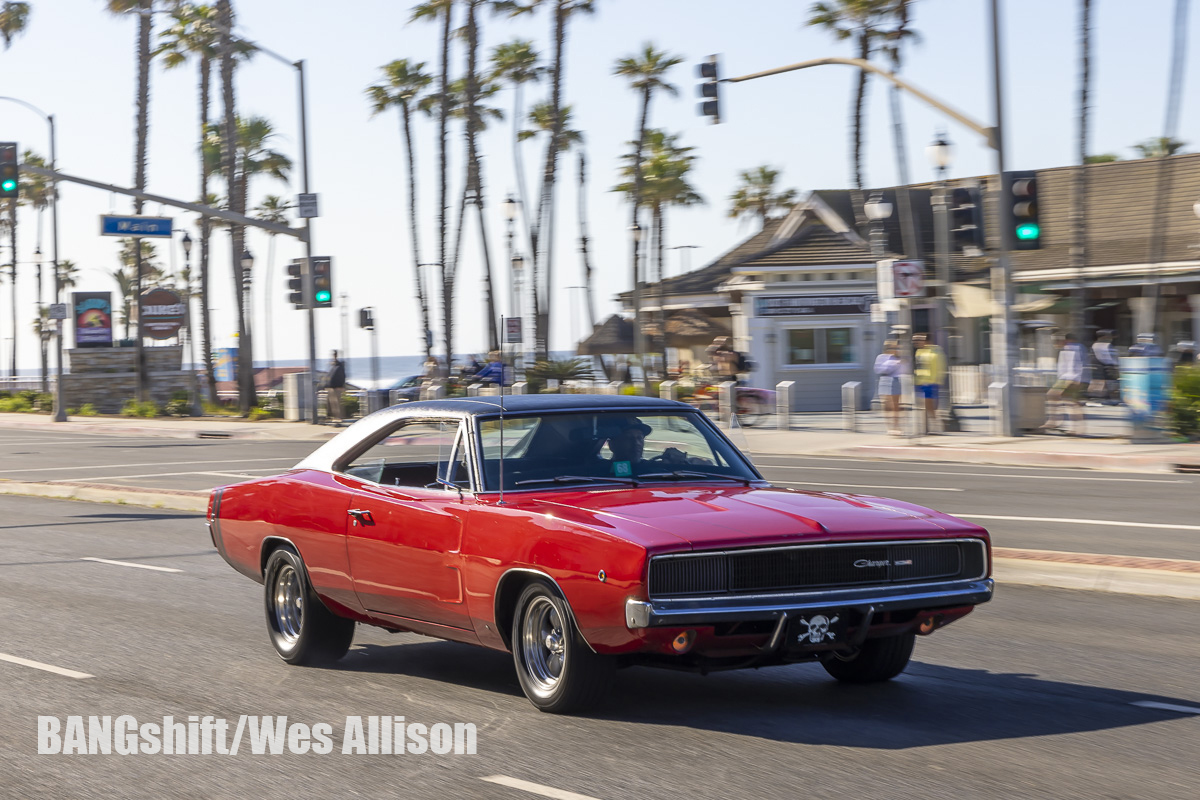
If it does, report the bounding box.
[697,55,721,123]
[285,259,307,309]
[0,142,18,199]
[359,307,374,330]
[311,256,333,308]
[1004,170,1041,250]
[948,185,984,255]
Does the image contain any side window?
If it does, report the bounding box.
[341,420,467,491]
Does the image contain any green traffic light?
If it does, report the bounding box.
[1015,223,1040,241]
[315,290,331,303]
[1,179,15,192]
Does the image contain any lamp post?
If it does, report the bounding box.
[0,97,64,421]
[502,195,524,364]
[181,232,200,415]
[34,246,46,393]
[865,193,910,433]
[927,132,961,432]
[630,221,648,393]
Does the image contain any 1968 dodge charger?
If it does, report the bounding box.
[209,395,993,713]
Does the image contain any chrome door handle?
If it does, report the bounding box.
[348,509,375,526]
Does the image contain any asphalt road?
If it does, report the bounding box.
[0,494,1196,799]
[2,427,1198,561]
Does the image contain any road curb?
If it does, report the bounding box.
[0,480,207,513]
[841,445,1178,473]
[994,557,1200,601]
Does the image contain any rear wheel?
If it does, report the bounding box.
[821,633,915,683]
[512,581,614,713]
[264,547,355,666]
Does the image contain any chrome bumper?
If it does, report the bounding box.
[625,578,994,630]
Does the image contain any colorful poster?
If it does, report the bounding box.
[1120,357,1172,442]
[72,292,113,348]
[214,348,238,383]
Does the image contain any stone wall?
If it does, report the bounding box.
[62,346,192,414]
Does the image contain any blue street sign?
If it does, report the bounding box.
[99,215,173,238]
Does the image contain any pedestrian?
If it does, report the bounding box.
[1174,340,1195,365]
[1091,330,1120,404]
[1129,333,1163,357]
[912,334,946,434]
[324,350,347,424]
[707,336,740,383]
[474,351,505,385]
[874,340,903,435]
[1041,334,1085,435]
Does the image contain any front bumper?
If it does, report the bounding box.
[624,578,994,629]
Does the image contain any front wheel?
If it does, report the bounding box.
[821,633,915,683]
[512,582,614,713]
[264,547,355,666]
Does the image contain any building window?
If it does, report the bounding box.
[787,329,816,364]
[825,272,836,281]
[785,327,857,366]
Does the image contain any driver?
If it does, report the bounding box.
[602,417,711,474]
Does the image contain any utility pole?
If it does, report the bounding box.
[990,0,1017,437]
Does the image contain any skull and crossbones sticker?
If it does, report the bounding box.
[796,614,839,644]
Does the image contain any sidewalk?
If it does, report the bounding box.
[0,412,339,442]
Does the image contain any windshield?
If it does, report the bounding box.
[476,410,760,492]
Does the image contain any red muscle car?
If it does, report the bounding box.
[209,395,993,713]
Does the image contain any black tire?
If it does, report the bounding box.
[822,633,915,683]
[511,581,614,713]
[263,546,355,666]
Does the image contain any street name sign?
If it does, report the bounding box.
[100,215,173,238]
[49,303,68,320]
[297,193,319,218]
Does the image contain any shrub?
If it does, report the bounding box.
[1168,366,1200,439]
[0,396,32,413]
[121,399,160,418]
[77,404,99,417]
[203,400,239,417]
[66,407,78,416]
[165,398,192,416]
[34,393,54,412]
[342,394,361,417]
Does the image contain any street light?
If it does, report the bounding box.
[863,193,893,224]
[630,222,649,392]
[503,195,518,222]
[927,132,961,432]
[926,133,953,176]
[180,231,200,415]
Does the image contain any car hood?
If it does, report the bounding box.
[524,485,985,552]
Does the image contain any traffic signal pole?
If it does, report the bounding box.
[296,59,319,425]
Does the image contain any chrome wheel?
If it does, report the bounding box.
[520,595,566,696]
[272,564,304,646]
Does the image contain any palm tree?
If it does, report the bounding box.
[367,58,434,361]
[727,166,798,229]
[614,42,683,389]
[490,38,542,256]
[55,259,78,295]
[412,0,455,367]
[518,101,582,149]
[112,239,162,340]
[503,0,597,360]
[807,1,914,203]
[252,194,291,378]
[31,306,52,394]
[155,2,253,405]
[106,0,154,400]
[0,2,31,49]
[4,188,16,378]
[20,150,53,308]
[1132,137,1187,158]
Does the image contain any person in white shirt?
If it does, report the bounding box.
[1041,334,1085,435]
[1091,330,1119,404]
[873,341,903,435]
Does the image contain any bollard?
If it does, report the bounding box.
[776,381,794,430]
[467,383,483,397]
[989,381,1007,437]
[718,381,737,425]
[511,381,527,395]
[842,381,862,432]
[607,381,625,395]
[659,380,677,401]
[427,383,446,400]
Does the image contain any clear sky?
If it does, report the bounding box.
[1,0,1198,371]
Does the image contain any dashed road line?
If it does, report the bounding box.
[480,776,602,800]
[758,464,1186,484]
[950,513,1200,531]
[0,456,298,475]
[0,652,93,680]
[81,557,182,573]
[777,481,962,492]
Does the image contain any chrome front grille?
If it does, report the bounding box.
[648,539,987,600]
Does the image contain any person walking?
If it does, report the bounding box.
[874,340,903,435]
[912,334,946,434]
[1041,334,1085,435]
[324,350,347,424]
[1091,330,1120,404]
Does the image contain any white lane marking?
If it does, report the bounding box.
[949,513,1200,531]
[480,776,602,800]
[759,464,1186,484]
[0,436,155,447]
[775,481,962,493]
[753,453,1168,475]
[1131,701,1200,715]
[0,652,93,679]
[0,457,298,475]
[49,468,284,482]
[81,557,182,573]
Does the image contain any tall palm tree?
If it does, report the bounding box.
[367,58,434,361]
[614,42,683,388]
[0,1,30,49]
[106,0,154,400]
[727,166,798,229]
[807,1,914,208]
[112,239,162,340]
[876,0,921,259]
[55,259,79,295]
[1132,137,1187,158]
[155,1,253,405]
[504,0,596,360]
[4,184,16,378]
[412,0,455,367]
[253,194,292,378]
[490,38,542,257]
[20,150,53,309]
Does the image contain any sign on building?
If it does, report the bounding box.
[72,292,113,348]
[754,295,875,317]
[505,317,524,344]
[139,288,186,340]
